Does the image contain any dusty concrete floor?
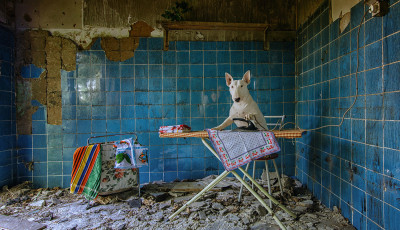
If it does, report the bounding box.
[0,175,355,230]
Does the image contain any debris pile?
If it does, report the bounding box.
[0,175,355,230]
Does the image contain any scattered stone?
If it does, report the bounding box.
[198,210,206,220]
[149,192,170,202]
[86,200,100,210]
[190,201,206,209]
[127,198,142,208]
[29,200,46,207]
[55,190,63,197]
[212,202,224,210]
[256,205,267,216]
[115,223,126,230]
[50,197,61,205]
[298,200,313,207]
[39,211,53,221]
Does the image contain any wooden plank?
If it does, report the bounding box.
[0,215,46,230]
[160,21,268,31]
[171,181,227,192]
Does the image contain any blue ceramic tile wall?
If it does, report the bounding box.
[17,37,296,188]
[0,26,16,187]
[296,1,400,229]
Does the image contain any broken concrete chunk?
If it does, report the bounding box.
[212,202,224,210]
[298,200,313,207]
[29,200,46,207]
[127,198,141,208]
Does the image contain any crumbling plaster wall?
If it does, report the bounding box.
[14,0,298,133]
[297,0,361,28]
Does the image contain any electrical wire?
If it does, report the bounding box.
[280,9,370,132]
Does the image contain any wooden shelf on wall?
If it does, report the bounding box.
[159,21,270,51]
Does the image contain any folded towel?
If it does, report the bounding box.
[159,124,191,134]
[207,130,281,171]
[70,144,102,200]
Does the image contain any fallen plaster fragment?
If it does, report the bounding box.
[0,175,356,230]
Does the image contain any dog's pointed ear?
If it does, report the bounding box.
[242,70,251,84]
[225,72,233,86]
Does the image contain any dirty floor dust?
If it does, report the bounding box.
[0,175,355,230]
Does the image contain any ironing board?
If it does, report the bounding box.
[159,129,305,229]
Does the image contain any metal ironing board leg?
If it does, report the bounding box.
[168,170,230,220]
[265,160,273,208]
[238,163,251,202]
[201,138,296,228]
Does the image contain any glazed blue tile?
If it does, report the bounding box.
[76,106,91,119]
[135,105,148,118]
[230,41,243,50]
[148,105,162,118]
[134,92,148,105]
[163,77,176,91]
[163,51,176,64]
[121,119,135,133]
[176,41,189,50]
[383,2,400,36]
[135,119,149,132]
[121,106,134,118]
[367,195,383,227]
[230,64,243,77]
[148,51,162,64]
[352,119,365,143]
[135,65,148,78]
[384,32,400,65]
[204,51,216,64]
[217,41,229,50]
[33,135,47,148]
[92,120,106,133]
[366,169,383,199]
[106,92,120,105]
[190,51,203,64]
[120,78,134,92]
[365,68,382,95]
[119,65,134,78]
[384,92,400,120]
[76,120,91,134]
[148,66,162,79]
[365,94,383,120]
[384,62,400,92]
[106,106,120,119]
[329,59,339,80]
[134,77,148,91]
[190,65,202,78]
[365,17,382,46]
[163,92,176,105]
[177,77,190,91]
[204,65,216,78]
[136,38,148,50]
[147,38,162,50]
[163,65,176,78]
[330,19,340,41]
[365,145,382,173]
[177,51,189,64]
[107,120,120,133]
[340,54,351,77]
[351,72,365,96]
[216,51,229,64]
[168,41,176,50]
[257,51,269,63]
[91,106,106,119]
[329,39,339,61]
[365,41,382,70]
[190,42,202,50]
[176,65,189,78]
[384,203,400,230]
[134,51,148,64]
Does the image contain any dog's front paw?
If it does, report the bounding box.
[211,126,222,131]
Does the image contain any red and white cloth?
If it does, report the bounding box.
[207,129,281,171]
[159,125,191,134]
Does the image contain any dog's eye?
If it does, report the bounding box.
[231,86,233,88]
[241,85,243,87]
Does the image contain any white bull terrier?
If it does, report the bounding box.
[212,70,269,131]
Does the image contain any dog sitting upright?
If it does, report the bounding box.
[213,70,269,131]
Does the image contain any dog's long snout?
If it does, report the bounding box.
[234,97,241,102]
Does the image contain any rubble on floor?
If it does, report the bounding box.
[0,175,355,230]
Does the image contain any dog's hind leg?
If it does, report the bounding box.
[212,117,233,130]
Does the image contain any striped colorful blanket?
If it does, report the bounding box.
[70,144,102,200]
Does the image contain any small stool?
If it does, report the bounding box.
[238,153,284,208]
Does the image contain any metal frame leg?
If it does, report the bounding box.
[238,163,250,202]
[265,160,272,208]
[231,170,286,230]
[238,167,297,219]
[252,161,256,189]
[272,159,284,197]
[168,170,230,220]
